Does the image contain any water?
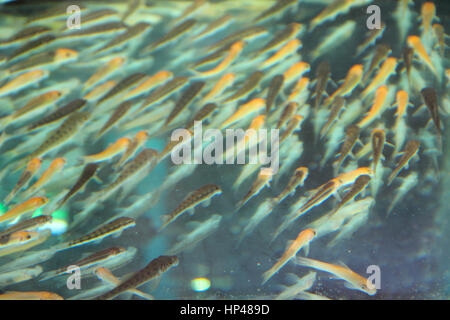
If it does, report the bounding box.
[0,0,448,300]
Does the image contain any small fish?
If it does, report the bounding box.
[56,163,99,209]
[393,90,412,131]
[69,8,119,29]
[94,255,179,300]
[320,96,345,138]
[274,167,308,203]
[26,98,87,132]
[260,39,301,70]
[265,75,284,114]
[60,21,126,40]
[407,35,438,76]
[0,291,63,300]
[84,137,131,164]
[41,247,128,280]
[387,140,420,185]
[0,197,48,224]
[96,99,136,138]
[280,115,304,144]
[194,41,244,78]
[84,80,117,101]
[186,103,217,130]
[355,22,385,56]
[0,69,49,97]
[208,26,266,52]
[8,48,78,75]
[98,72,147,104]
[57,218,136,251]
[94,267,154,300]
[334,125,360,172]
[165,81,205,126]
[201,73,235,104]
[123,70,173,100]
[0,26,51,48]
[193,14,233,41]
[7,34,56,62]
[19,111,89,170]
[84,57,126,90]
[4,158,42,204]
[311,21,356,58]
[402,46,414,81]
[0,265,42,287]
[114,131,150,169]
[420,2,437,40]
[421,87,441,134]
[160,184,222,231]
[363,44,391,83]
[325,64,363,106]
[331,175,371,215]
[94,22,151,56]
[138,77,189,113]
[145,19,197,52]
[253,22,303,56]
[287,76,310,103]
[277,102,298,129]
[310,0,368,30]
[220,98,265,129]
[371,129,386,174]
[313,61,331,109]
[361,57,397,98]
[237,168,274,210]
[223,71,264,103]
[253,0,297,23]
[297,167,374,218]
[0,215,52,238]
[284,61,310,85]
[262,228,316,284]
[358,85,389,128]
[432,24,446,57]
[26,4,86,25]
[294,256,377,295]
[387,172,418,214]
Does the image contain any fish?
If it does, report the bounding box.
[114,131,150,169]
[208,26,266,52]
[265,75,284,114]
[371,129,386,174]
[94,255,179,300]
[200,73,235,103]
[96,99,136,138]
[94,22,151,56]
[194,40,244,78]
[387,172,418,214]
[275,272,317,300]
[26,98,87,133]
[279,115,304,144]
[59,21,126,40]
[83,57,126,90]
[55,218,136,252]
[274,167,308,204]
[0,214,51,238]
[0,229,51,258]
[401,46,414,81]
[333,124,360,173]
[0,69,49,97]
[0,265,42,287]
[432,24,446,57]
[165,81,205,126]
[160,184,222,231]
[363,44,391,84]
[420,2,437,42]
[286,76,310,104]
[283,62,310,85]
[320,96,345,138]
[407,35,438,76]
[0,26,51,48]
[138,76,189,113]
[309,0,369,30]
[294,256,377,295]
[325,64,363,106]
[0,291,63,300]
[186,103,217,130]
[361,57,397,98]
[297,167,374,218]
[40,247,129,280]
[56,163,99,209]
[4,158,42,204]
[193,14,233,41]
[84,137,131,164]
[97,72,147,105]
[83,81,117,101]
[144,19,197,52]
[237,168,274,210]
[421,87,442,134]
[355,22,385,56]
[276,102,298,129]
[8,48,79,75]
[312,61,331,109]
[123,70,173,100]
[357,85,389,128]
[7,34,56,62]
[331,175,371,216]
[223,71,264,103]
[94,267,154,300]
[311,21,356,58]
[253,22,303,57]
[262,228,316,284]
[0,197,48,224]
[387,140,420,185]
[260,39,301,70]
[253,0,297,23]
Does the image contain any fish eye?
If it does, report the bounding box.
[26,234,31,240]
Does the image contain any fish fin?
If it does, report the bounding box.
[201,198,211,207]
[302,243,310,257]
[187,207,195,215]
